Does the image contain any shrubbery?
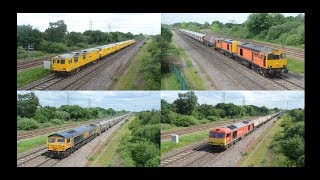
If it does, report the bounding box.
[17,117,40,130]
[270,109,304,167]
[118,110,160,167]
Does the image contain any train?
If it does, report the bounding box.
[46,114,130,159]
[179,28,288,76]
[51,40,136,75]
[208,111,284,150]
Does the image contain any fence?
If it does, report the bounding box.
[172,64,189,90]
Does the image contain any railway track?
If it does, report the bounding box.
[271,75,304,90]
[202,29,304,60]
[179,32,269,90]
[17,117,114,141]
[18,40,143,90]
[161,117,255,140]
[60,41,143,90]
[17,59,44,70]
[161,141,208,167]
[36,158,61,167]
[17,146,47,166]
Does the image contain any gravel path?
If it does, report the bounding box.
[53,118,127,167]
[162,116,279,167]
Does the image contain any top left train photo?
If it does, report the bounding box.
[17,13,161,90]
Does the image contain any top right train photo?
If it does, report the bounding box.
[161,13,304,90]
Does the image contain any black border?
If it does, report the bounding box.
[11,1,316,178]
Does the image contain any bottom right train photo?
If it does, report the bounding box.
[160,90,304,167]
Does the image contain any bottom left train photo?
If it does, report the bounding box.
[17,91,160,167]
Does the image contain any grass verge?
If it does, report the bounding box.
[174,43,208,90]
[288,58,304,73]
[17,135,47,154]
[17,67,51,87]
[161,73,180,90]
[236,117,284,167]
[110,42,148,90]
[86,117,134,167]
[161,130,208,155]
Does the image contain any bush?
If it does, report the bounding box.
[132,124,160,145]
[17,117,40,130]
[285,34,304,46]
[76,42,87,48]
[40,122,54,128]
[51,118,65,125]
[39,40,68,53]
[55,110,70,121]
[129,140,159,167]
[171,114,197,127]
[207,116,220,122]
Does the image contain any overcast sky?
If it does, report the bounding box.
[162,13,304,25]
[17,13,161,35]
[161,91,304,110]
[17,91,160,112]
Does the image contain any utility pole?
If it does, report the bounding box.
[89,20,93,30]
[66,92,70,105]
[88,98,91,108]
[222,92,225,103]
[108,24,112,32]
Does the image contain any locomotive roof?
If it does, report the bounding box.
[219,38,235,44]
[237,42,276,54]
[226,121,252,130]
[48,125,96,139]
[53,53,74,59]
[82,48,98,53]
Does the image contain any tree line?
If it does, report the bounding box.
[269,109,304,167]
[172,13,304,48]
[17,20,145,57]
[17,92,128,131]
[161,91,280,127]
[118,110,160,167]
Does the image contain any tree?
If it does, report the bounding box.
[246,13,271,37]
[17,92,40,118]
[173,91,198,115]
[45,20,67,42]
[64,32,87,46]
[203,21,210,29]
[17,25,43,49]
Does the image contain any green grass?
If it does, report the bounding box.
[17,135,47,154]
[161,73,180,90]
[236,117,284,167]
[288,58,304,73]
[86,117,134,167]
[161,130,208,155]
[17,67,51,87]
[110,41,152,90]
[174,44,208,90]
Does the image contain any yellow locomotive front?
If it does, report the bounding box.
[51,53,75,73]
[265,49,288,75]
[47,135,72,154]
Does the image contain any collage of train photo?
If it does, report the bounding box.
[17,13,304,167]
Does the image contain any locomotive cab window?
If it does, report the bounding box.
[226,133,230,137]
[268,54,280,60]
[67,139,70,143]
[83,54,86,60]
[57,138,64,143]
[227,44,229,50]
[280,54,286,59]
[68,60,71,64]
[48,138,55,143]
[217,133,224,138]
[57,60,60,64]
[52,60,55,64]
[61,60,65,64]
[74,56,78,63]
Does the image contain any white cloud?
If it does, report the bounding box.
[17,13,161,35]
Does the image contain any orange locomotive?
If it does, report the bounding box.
[208,120,254,149]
